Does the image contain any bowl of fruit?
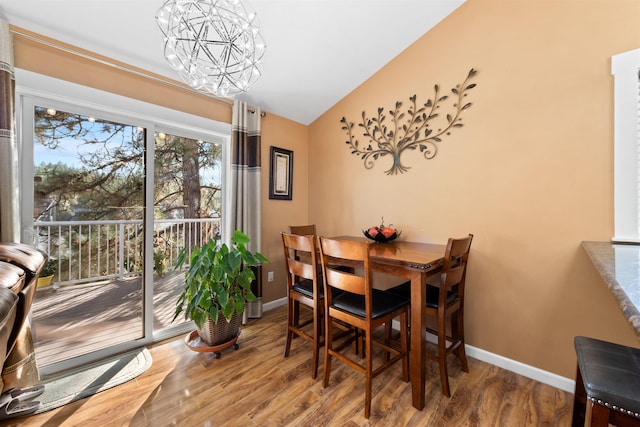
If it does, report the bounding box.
[363,218,401,243]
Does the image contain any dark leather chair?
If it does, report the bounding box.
[0,243,46,419]
[572,336,640,427]
[0,243,45,360]
[0,285,18,385]
[0,262,25,362]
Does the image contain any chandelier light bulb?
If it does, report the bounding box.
[156,0,266,97]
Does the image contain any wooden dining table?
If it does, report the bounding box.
[330,236,447,410]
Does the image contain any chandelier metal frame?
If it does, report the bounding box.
[156,0,266,98]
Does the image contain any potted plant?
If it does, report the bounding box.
[173,230,269,348]
[37,258,57,288]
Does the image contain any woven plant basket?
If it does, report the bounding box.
[198,311,241,346]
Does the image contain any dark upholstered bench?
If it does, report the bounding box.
[572,336,640,427]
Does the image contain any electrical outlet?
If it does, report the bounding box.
[267,271,274,282]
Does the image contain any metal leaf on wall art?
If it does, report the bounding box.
[341,68,478,175]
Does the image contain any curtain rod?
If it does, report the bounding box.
[249,109,266,117]
[9,28,234,106]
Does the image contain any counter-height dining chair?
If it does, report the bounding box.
[288,224,317,237]
[288,225,319,271]
[289,224,353,275]
[427,234,473,397]
[388,233,473,397]
[319,237,409,419]
[282,232,324,379]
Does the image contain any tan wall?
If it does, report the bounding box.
[308,0,640,378]
[260,116,309,303]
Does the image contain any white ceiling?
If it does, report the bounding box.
[0,0,465,125]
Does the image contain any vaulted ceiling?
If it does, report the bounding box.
[0,0,466,125]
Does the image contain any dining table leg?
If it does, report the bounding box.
[410,270,427,410]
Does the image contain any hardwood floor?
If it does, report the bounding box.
[1,305,574,426]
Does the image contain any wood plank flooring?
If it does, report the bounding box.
[1,305,574,426]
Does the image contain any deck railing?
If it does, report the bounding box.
[32,218,220,286]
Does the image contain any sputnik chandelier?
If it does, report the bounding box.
[155,0,266,98]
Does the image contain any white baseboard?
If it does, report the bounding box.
[263,297,287,312]
[264,301,574,393]
[464,344,575,393]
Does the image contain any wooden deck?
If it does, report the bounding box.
[31,270,186,367]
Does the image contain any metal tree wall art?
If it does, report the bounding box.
[341,68,478,175]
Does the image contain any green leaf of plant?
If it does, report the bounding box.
[232,230,250,245]
[210,305,219,323]
[221,302,234,321]
[174,248,187,270]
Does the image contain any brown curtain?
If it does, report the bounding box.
[227,100,262,319]
[227,100,262,251]
[0,20,40,391]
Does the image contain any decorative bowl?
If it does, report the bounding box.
[363,227,401,243]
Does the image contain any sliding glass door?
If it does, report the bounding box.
[30,102,147,368]
[152,130,222,335]
[19,91,227,373]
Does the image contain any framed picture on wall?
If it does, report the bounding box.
[269,146,293,200]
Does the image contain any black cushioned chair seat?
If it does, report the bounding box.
[388,282,457,308]
[292,278,343,299]
[574,336,640,418]
[292,279,322,298]
[332,289,410,320]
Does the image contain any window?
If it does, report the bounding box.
[612,48,640,243]
[16,69,230,372]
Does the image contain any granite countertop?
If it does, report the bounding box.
[582,241,640,336]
